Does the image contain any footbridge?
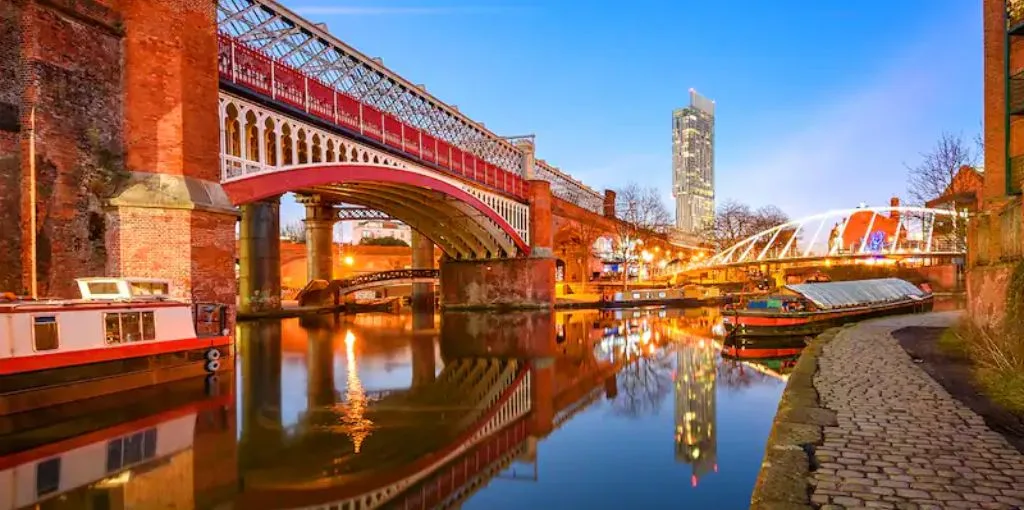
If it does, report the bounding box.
[676,206,966,281]
[295,269,440,306]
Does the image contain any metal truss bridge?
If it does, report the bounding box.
[680,206,967,273]
[215,0,607,229]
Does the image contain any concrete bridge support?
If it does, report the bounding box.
[411,230,436,312]
[438,179,556,310]
[239,197,282,313]
[300,195,338,283]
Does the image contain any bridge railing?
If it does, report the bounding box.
[217,33,529,202]
[535,160,605,214]
[216,0,609,213]
[684,206,968,272]
[337,269,439,289]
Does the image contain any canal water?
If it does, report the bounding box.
[2,306,799,509]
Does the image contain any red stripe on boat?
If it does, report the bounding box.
[0,336,233,376]
[0,302,191,314]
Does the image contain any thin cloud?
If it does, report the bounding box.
[294,5,514,16]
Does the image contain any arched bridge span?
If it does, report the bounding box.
[681,206,967,274]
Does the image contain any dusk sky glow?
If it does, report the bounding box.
[278,0,982,234]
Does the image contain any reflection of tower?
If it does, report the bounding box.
[340,330,374,453]
[674,340,718,484]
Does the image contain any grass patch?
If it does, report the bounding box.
[937,327,970,359]
[949,320,1024,414]
[976,368,1024,413]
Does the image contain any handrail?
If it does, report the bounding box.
[218,33,529,202]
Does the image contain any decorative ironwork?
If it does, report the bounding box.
[216,0,524,174]
[332,269,438,291]
[684,206,967,272]
[216,0,611,214]
[219,93,531,256]
[335,207,391,221]
[534,160,604,214]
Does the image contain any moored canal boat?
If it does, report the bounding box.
[1,278,232,416]
[720,278,933,339]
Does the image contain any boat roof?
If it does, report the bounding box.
[784,278,926,310]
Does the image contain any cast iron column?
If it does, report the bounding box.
[299,194,338,283]
[239,196,281,313]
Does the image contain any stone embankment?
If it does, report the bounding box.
[752,312,1024,510]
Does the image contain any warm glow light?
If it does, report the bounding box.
[344,256,355,266]
[341,329,373,452]
[95,470,133,488]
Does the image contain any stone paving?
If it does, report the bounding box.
[811,311,1024,510]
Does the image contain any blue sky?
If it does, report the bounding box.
[278,0,982,234]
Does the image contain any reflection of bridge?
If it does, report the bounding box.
[240,356,532,509]
[679,206,966,275]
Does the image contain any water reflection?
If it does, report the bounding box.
[2,306,795,509]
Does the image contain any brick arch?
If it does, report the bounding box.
[222,164,530,258]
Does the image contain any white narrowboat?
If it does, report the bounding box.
[0,278,233,415]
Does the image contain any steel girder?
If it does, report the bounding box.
[216,0,524,175]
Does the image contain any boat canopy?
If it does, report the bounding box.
[783,278,926,310]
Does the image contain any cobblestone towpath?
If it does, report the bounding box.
[812,312,1024,510]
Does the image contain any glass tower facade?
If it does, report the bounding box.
[672,89,716,234]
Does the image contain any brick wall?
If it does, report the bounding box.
[0,0,124,297]
[439,257,555,309]
[0,2,23,292]
[972,0,1024,328]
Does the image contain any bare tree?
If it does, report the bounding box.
[613,183,672,288]
[281,222,307,243]
[905,132,977,206]
[706,200,792,253]
[706,199,754,249]
[561,220,605,284]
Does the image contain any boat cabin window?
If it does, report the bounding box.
[104,311,157,344]
[87,281,120,296]
[106,427,158,473]
[33,316,59,351]
[130,281,169,296]
[36,457,61,497]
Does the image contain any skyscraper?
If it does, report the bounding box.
[672,89,716,235]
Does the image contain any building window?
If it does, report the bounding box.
[33,316,59,351]
[106,428,158,473]
[36,457,61,497]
